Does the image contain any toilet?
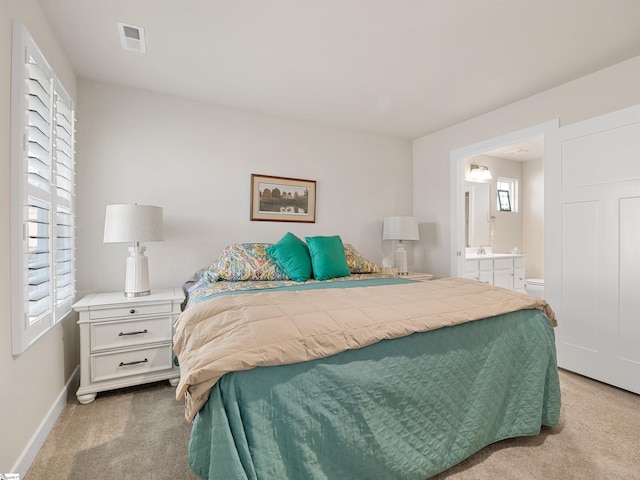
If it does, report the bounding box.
[525,278,544,298]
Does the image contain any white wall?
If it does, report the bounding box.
[413,55,640,278]
[522,158,544,279]
[75,80,414,296]
[0,0,78,474]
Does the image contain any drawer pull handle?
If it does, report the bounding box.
[130,309,136,314]
[119,358,148,367]
[118,329,148,336]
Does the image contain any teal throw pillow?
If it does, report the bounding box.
[265,232,312,282]
[305,235,351,281]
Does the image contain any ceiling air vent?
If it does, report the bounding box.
[117,21,147,54]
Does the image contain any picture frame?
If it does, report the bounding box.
[498,189,511,212]
[250,174,316,223]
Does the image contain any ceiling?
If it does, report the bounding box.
[37,0,640,140]
[483,137,544,162]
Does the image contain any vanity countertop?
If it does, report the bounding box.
[465,252,525,260]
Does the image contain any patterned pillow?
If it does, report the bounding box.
[205,243,290,282]
[343,243,380,274]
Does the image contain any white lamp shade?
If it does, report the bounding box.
[103,204,164,243]
[382,216,419,241]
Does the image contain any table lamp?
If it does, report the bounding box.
[103,204,164,297]
[383,216,419,275]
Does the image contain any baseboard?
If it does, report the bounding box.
[10,366,80,477]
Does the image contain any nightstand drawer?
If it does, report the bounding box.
[90,316,173,352]
[91,344,173,383]
[88,302,172,320]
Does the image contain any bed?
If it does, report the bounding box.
[174,236,560,480]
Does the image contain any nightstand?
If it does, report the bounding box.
[401,272,434,281]
[73,288,184,404]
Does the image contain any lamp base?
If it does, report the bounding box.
[124,291,150,298]
[394,241,408,276]
[124,245,151,297]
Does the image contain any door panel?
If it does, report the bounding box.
[561,201,599,352]
[619,196,640,365]
[561,122,640,188]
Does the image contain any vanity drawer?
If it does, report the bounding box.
[493,258,514,270]
[464,259,478,273]
[88,302,172,320]
[90,316,173,353]
[91,344,173,383]
[479,259,493,271]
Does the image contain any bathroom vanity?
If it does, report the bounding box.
[463,250,525,292]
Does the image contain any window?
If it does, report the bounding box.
[11,22,76,355]
[497,189,511,211]
[496,177,518,213]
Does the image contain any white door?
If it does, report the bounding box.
[546,104,640,394]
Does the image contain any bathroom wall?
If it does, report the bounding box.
[522,158,544,278]
[464,153,544,277]
[464,154,523,254]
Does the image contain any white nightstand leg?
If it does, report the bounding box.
[77,392,97,404]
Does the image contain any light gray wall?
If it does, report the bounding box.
[413,55,640,278]
[522,158,544,279]
[0,0,78,473]
[75,80,414,297]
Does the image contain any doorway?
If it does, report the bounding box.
[449,120,558,277]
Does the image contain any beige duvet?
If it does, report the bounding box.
[173,277,557,422]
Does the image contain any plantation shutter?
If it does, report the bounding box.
[54,88,75,318]
[25,51,54,331]
[11,22,76,354]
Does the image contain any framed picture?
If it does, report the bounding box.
[498,189,511,212]
[250,174,316,223]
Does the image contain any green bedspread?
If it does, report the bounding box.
[189,308,560,480]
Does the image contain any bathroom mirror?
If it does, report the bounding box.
[465,182,491,248]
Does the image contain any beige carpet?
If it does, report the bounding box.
[24,381,199,480]
[24,369,640,480]
[432,369,640,479]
